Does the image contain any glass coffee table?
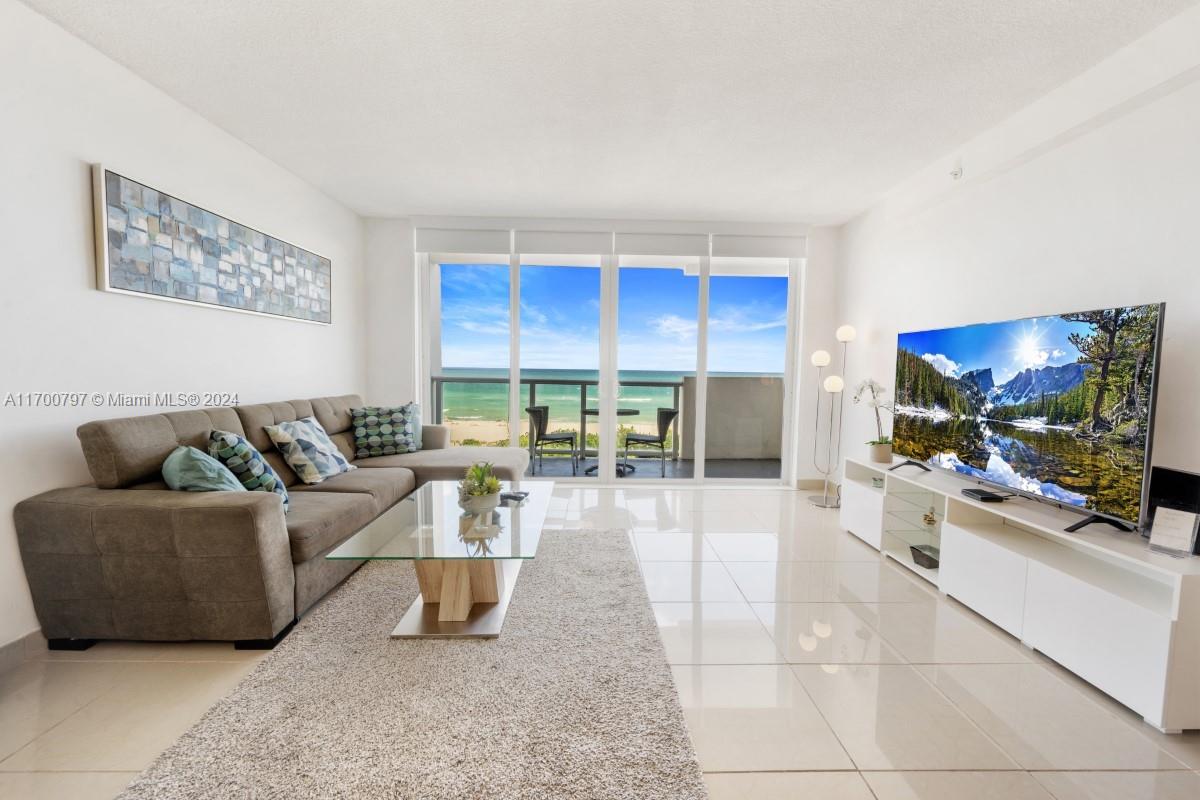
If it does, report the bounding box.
[326,480,552,639]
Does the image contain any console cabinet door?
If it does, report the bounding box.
[1022,560,1172,726]
[938,523,1027,637]
[840,481,883,550]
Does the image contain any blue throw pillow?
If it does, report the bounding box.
[162,446,246,493]
[264,416,356,485]
[208,430,290,511]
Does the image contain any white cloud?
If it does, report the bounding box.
[921,353,961,377]
[650,314,698,341]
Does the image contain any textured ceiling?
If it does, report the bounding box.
[22,0,1196,222]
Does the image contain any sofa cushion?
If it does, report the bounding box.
[265,417,356,485]
[351,404,421,458]
[290,467,415,511]
[283,491,377,563]
[208,430,290,510]
[354,446,530,484]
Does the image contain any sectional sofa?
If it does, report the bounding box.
[14,394,529,649]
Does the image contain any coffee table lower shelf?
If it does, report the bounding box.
[391,559,523,639]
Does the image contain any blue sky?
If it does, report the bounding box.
[438,263,787,374]
[899,315,1090,384]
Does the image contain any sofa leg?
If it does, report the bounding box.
[47,638,97,651]
[234,619,296,650]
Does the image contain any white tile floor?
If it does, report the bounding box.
[1,485,1198,799]
[544,486,1200,800]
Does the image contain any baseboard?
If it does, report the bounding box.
[0,629,43,673]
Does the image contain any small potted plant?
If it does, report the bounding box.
[459,461,502,516]
[853,378,894,464]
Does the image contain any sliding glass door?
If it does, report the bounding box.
[431,258,511,448]
[615,257,699,479]
[519,257,602,479]
[424,238,797,484]
[703,258,789,479]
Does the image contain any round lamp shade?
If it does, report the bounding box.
[835,324,858,343]
[823,375,845,393]
[810,350,831,367]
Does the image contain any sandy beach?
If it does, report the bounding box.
[445,417,656,445]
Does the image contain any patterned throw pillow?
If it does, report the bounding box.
[264,416,356,485]
[351,403,421,459]
[208,430,290,511]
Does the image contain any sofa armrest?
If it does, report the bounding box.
[14,486,295,642]
[422,424,451,450]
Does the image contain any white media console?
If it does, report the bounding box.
[840,456,1200,732]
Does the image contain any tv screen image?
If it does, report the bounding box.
[893,303,1164,528]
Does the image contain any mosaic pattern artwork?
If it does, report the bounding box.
[98,169,331,323]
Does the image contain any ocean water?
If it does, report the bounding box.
[436,368,779,425]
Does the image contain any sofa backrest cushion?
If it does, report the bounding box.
[76,395,362,490]
[77,407,245,490]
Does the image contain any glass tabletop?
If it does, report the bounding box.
[325,480,552,561]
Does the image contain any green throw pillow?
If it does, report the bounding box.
[162,446,246,493]
[264,416,356,485]
[208,430,290,511]
[351,403,420,459]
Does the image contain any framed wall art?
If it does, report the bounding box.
[92,165,331,324]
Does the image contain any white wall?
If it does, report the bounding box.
[364,218,419,405]
[835,7,1200,475]
[794,227,840,483]
[0,0,367,648]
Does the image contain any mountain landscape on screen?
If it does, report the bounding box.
[893,304,1162,524]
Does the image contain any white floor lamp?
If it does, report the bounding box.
[809,325,856,508]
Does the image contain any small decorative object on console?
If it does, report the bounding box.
[910,544,940,569]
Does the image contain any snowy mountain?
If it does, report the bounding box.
[992,363,1089,406]
[960,368,994,394]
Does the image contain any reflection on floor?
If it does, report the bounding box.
[2,487,1198,800]
[526,455,782,479]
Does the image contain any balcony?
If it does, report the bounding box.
[431,374,782,479]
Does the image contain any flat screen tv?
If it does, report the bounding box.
[892,303,1165,531]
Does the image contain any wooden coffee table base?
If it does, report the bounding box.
[391,560,521,639]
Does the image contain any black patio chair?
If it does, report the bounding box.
[525,405,577,475]
[623,407,679,478]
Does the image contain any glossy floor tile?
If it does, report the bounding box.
[724,561,934,603]
[637,561,746,602]
[791,663,1018,770]
[704,771,875,800]
[863,599,1035,664]
[1,660,259,772]
[0,771,136,800]
[653,602,783,664]
[917,663,1187,770]
[750,602,905,664]
[863,770,1055,800]
[0,661,128,761]
[632,532,720,561]
[672,664,853,771]
[1032,771,1200,800]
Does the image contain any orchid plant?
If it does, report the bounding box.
[852,378,894,446]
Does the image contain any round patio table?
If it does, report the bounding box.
[581,408,640,475]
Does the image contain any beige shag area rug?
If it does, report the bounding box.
[118,530,707,799]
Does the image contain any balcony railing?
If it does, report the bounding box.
[430,375,682,462]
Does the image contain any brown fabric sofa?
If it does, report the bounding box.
[14,394,529,649]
